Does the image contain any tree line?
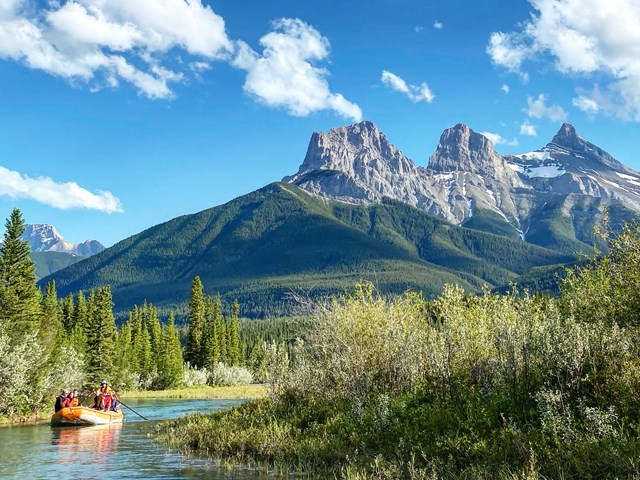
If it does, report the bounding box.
[0,208,276,419]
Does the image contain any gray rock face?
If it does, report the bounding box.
[21,224,105,256]
[284,121,640,238]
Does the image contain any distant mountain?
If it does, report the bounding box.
[285,122,640,254]
[31,251,84,281]
[42,184,572,317]
[22,224,105,256]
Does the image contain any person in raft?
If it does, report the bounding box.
[93,380,114,411]
[54,389,69,412]
[66,388,81,407]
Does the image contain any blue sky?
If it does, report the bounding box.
[0,0,638,246]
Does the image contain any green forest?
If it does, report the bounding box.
[0,208,289,420]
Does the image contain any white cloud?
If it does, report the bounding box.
[414,25,424,33]
[572,95,599,115]
[487,0,640,120]
[433,21,443,30]
[526,94,567,122]
[502,84,510,94]
[481,132,519,146]
[0,0,233,99]
[0,166,123,213]
[381,70,435,103]
[520,120,538,136]
[232,18,362,122]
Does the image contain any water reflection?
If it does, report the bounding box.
[52,424,122,467]
[0,399,265,479]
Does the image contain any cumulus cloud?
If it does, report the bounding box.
[481,132,519,146]
[502,84,510,94]
[414,25,424,33]
[526,94,567,122]
[381,70,435,103]
[487,0,640,120]
[433,21,443,30]
[232,18,362,121]
[572,95,599,115]
[0,0,232,98]
[520,120,538,136]
[0,166,123,213]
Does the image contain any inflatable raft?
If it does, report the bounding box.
[51,406,124,426]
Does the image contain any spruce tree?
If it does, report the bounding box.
[39,280,62,359]
[61,293,75,331]
[227,299,241,366]
[70,291,88,354]
[202,295,221,368]
[186,276,205,368]
[0,208,41,338]
[85,287,117,383]
[159,313,184,388]
[142,301,162,371]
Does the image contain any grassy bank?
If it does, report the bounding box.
[120,384,268,400]
[157,224,640,478]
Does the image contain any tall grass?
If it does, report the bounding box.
[158,223,640,478]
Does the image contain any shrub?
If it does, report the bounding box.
[208,363,253,386]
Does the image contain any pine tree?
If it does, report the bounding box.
[185,276,205,368]
[227,299,241,366]
[70,291,88,354]
[159,312,184,389]
[39,280,62,359]
[61,293,75,331]
[202,295,221,368]
[0,208,41,338]
[217,312,227,364]
[142,301,162,371]
[85,287,117,383]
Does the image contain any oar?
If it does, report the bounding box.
[117,399,149,420]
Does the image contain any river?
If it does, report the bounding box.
[0,398,268,479]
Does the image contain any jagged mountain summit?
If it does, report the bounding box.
[285,121,640,252]
[21,224,105,256]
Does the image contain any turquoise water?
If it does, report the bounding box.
[0,398,267,479]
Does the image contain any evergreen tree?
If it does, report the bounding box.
[217,312,227,364]
[71,290,89,353]
[202,295,221,368]
[113,322,135,388]
[159,312,184,389]
[227,299,241,366]
[0,208,41,338]
[185,276,205,368]
[39,280,62,359]
[61,293,75,331]
[142,301,162,371]
[85,287,117,383]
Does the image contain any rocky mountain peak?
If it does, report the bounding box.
[285,121,416,182]
[427,123,512,180]
[551,123,581,149]
[20,224,105,256]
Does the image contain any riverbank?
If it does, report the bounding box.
[121,384,268,400]
[0,385,268,426]
[156,275,640,479]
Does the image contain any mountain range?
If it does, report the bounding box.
[41,122,640,317]
[285,121,640,254]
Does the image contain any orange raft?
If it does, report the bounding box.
[51,406,124,426]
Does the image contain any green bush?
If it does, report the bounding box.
[158,224,640,478]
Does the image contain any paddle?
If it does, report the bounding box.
[117,399,149,421]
